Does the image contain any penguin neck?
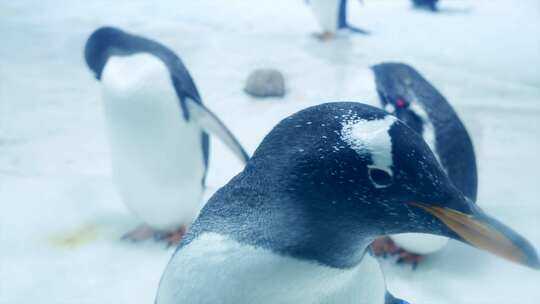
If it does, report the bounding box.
[160,232,387,304]
[263,198,376,269]
[174,181,389,304]
[192,175,377,269]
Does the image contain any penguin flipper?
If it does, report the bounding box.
[385,292,411,304]
[185,98,250,164]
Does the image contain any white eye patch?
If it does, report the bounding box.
[383,97,442,169]
[340,115,397,179]
[407,102,441,165]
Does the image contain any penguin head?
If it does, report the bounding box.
[251,102,538,269]
[84,26,136,80]
[381,96,425,135]
[373,63,429,134]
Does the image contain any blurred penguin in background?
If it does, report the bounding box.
[84,27,249,246]
[307,0,369,40]
[412,0,439,12]
[370,62,476,266]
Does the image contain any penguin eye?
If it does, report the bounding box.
[368,168,393,188]
[395,98,408,109]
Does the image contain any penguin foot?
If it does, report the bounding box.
[159,227,186,248]
[370,237,424,269]
[371,236,400,257]
[312,31,336,41]
[122,225,155,242]
[122,225,186,247]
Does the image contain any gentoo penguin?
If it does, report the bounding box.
[412,0,439,12]
[307,0,369,40]
[156,102,539,304]
[84,26,249,245]
[370,62,476,265]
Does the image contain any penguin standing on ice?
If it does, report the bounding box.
[84,27,249,245]
[156,102,539,304]
[369,62,477,265]
[307,0,369,40]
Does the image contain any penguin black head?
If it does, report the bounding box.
[85,27,123,80]
[84,26,148,80]
[202,102,538,269]
[372,63,428,134]
[384,96,424,135]
[372,62,479,201]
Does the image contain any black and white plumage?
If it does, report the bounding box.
[369,62,477,258]
[156,102,538,304]
[373,63,477,201]
[84,27,249,243]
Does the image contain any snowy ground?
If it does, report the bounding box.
[1,0,539,303]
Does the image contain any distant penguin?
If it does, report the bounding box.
[84,26,249,245]
[412,0,439,12]
[156,102,539,304]
[370,62,477,265]
[307,0,369,40]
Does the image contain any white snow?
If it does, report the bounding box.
[1,0,539,303]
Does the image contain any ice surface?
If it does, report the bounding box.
[1,0,539,303]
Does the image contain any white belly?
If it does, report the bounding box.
[156,233,386,304]
[101,54,205,232]
[390,233,449,255]
[310,0,341,32]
